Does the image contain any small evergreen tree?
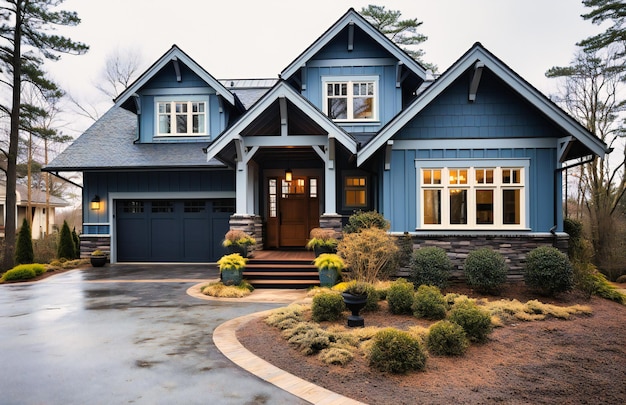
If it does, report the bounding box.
[15,218,34,265]
[57,220,75,260]
[71,227,80,259]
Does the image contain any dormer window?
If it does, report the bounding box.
[323,76,378,122]
[156,98,208,136]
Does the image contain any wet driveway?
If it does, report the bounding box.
[0,264,309,405]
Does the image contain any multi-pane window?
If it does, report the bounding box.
[157,101,207,136]
[324,78,377,121]
[345,176,367,208]
[420,167,525,228]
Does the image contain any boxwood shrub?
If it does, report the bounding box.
[311,292,345,322]
[412,285,446,320]
[369,328,427,373]
[386,278,415,315]
[524,246,573,296]
[427,320,469,356]
[448,299,492,343]
[410,246,452,288]
[464,248,507,294]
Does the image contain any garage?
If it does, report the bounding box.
[116,199,233,262]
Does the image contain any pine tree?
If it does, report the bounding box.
[578,0,626,57]
[360,5,436,72]
[0,0,88,270]
[57,220,75,260]
[15,218,34,265]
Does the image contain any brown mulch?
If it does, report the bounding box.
[237,283,626,405]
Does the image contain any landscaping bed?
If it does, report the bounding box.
[237,283,626,404]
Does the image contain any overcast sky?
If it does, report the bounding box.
[46,0,602,135]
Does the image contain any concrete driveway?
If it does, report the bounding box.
[0,264,309,405]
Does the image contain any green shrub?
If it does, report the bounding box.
[71,227,80,259]
[410,246,452,288]
[337,227,399,284]
[574,262,626,304]
[57,221,75,260]
[343,210,390,233]
[464,248,507,293]
[524,246,573,296]
[449,299,492,343]
[369,328,427,373]
[311,292,345,322]
[412,285,446,320]
[15,218,34,265]
[2,266,36,281]
[386,278,415,315]
[427,320,469,356]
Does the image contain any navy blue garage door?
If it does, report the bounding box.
[116,199,233,262]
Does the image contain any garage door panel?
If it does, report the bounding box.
[151,218,180,261]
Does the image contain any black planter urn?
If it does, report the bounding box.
[90,255,107,267]
[342,292,367,327]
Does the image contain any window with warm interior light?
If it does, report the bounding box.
[344,175,367,208]
[419,166,525,229]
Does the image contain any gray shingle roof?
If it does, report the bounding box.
[45,107,224,171]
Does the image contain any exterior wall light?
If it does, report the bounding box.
[285,169,293,182]
[90,195,101,211]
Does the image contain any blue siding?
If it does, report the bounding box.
[383,148,559,233]
[83,170,235,233]
[312,25,391,60]
[396,70,566,140]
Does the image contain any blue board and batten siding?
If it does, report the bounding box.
[381,69,564,233]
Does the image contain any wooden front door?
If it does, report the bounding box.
[266,176,320,248]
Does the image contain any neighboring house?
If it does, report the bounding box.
[45,9,608,267]
[0,181,70,239]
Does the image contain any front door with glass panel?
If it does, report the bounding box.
[266,176,319,248]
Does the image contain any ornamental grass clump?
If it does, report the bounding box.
[410,246,452,288]
[306,228,338,251]
[311,292,345,322]
[524,246,573,296]
[222,229,256,247]
[427,320,469,356]
[464,248,508,294]
[386,278,415,315]
[449,299,493,343]
[369,328,427,374]
[412,284,447,320]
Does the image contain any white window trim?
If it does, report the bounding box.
[155,95,209,137]
[322,75,379,122]
[415,159,530,230]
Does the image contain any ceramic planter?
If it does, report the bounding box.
[313,245,335,257]
[226,245,248,257]
[90,255,107,267]
[221,267,243,286]
[318,267,339,287]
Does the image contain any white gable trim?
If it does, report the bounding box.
[114,45,235,108]
[357,44,609,166]
[280,9,426,80]
[204,82,357,162]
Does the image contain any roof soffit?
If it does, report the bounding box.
[357,43,609,166]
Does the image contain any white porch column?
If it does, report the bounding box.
[323,140,337,215]
[235,161,248,215]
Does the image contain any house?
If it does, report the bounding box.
[45,9,608,270]
[0,181,70,239]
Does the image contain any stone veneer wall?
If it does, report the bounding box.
[80,235,111,258]
[396,233,569,283]
[319,214,343,238]
[228,215,263,253]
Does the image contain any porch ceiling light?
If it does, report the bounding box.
[90,195,101,211]
[285,168,293,182]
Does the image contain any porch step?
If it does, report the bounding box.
[243,257,319,289]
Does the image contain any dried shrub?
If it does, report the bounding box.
[311,292,345,322]
[386,278,415,315]
[410,246,452,288]
[464,248,508,294]
[283,322,333,355]
[369,328,427,374]
[427,320,469,356]
[448,299,493,343]
[524,246,573,296]
[412,284,447,320]
[337,227,399,284]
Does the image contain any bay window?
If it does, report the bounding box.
[419,164,526,229]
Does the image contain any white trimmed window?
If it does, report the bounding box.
[156,99,207,136]
[323,76,378,121]
[419,165,526,229]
